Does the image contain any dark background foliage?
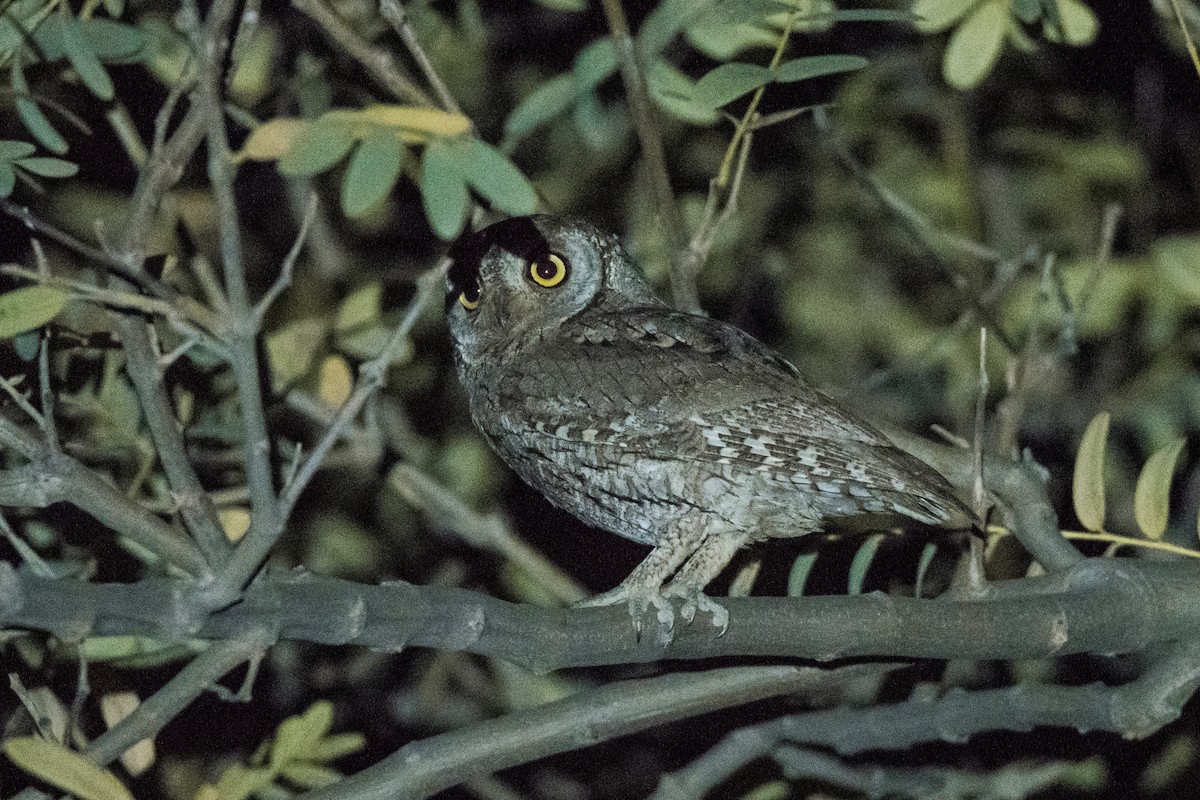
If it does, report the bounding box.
[1,0,1199,798]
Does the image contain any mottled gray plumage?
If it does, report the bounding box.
[446,215,970,639]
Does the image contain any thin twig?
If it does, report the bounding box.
[278,262,445,518]
[292,0,434,106]
[812,107,1017,353]
[255,192,317,322]
[378,0,462,114]
[85,630,271,766]
[0,199,170,297]
[197,8,285,603]
[31,240,60,451]
[1076,203,1121,321]
[598,0,688,309]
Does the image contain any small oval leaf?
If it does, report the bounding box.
[848,534,886,595]
[462,139,537,216]
[14,157,78,178]
[62,17,115,99]
[913,0,978,32]
[0,139,37,161]
[0,163,14,197]
[277,117,355,176]
[12,59,69,154]
[774,54,868,83]
[786,552,817,597]
[1134,437,1185,540]
[341,129,405,217]
[239,118,308,162]
[357,105,471,137]
[1072,411,1110,532]
[4,737,134,800]
[0,285,69,337]
[572,38,618,92]
[420,138,469,240]
[1055,0,1098,45]
[502,74,579,148]
[942,0,1008,90]
[692,62,773,109]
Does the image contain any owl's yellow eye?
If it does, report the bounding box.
[529,253,569,288]
[459,284,481,310]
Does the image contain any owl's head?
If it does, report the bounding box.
[445,215,660,365]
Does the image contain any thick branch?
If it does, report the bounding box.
[2,558,1197,670]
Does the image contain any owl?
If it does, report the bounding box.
[446,215,971,641]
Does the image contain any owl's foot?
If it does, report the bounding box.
[577,583,675,645]
[669,584,729,636]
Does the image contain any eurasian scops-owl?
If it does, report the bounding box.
[446,215,970,638]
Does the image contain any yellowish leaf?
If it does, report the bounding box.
[942,0,1008,89]
[1134,437,1185,540]
[357,105,471,137]
[318,355,353,408]
[1055,0,1098,46]
[99,692,155,776]
[1072,411,1110,532]
[913,0,979,32]
[4,737,133,800]
[219,507,251,543]
[237,118,309,162]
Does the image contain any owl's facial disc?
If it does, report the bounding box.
[446,217,607,355]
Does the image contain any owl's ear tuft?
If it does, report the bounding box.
[447,216,551,297]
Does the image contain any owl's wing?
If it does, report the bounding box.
[522,307,971,527]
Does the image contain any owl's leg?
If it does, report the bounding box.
[576,522,705,644]
[662,531,749,635]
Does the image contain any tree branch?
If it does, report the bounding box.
[2,558,1196,671]
[301,664,889,800]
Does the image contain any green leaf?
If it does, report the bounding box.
[4,737,133,800]
[310,733,366,762]
[421,138,470,239]
[692,62,773,109]
[82,18,145,62]
[834,9,919,22]
[14,156,78,178]
[1072,411,1110,532]
[277,761,341,789]
[684,17,775,60]
[848,534,885,595]
[534,0,586,8]
[102,0,125,18]
[13,330,40,360]
[12,58,69,154]
[942,0,1008,90]
[647,59,720,125]
[1134,438,1185,541]
[278,117,355,176]
[212,764,273,800]
[462,139,537,216]
[272,701,334,769]
[774,54,868,82]
[502,74,578,148]
[572,38,618,92]
[786,552,816,596]
[638,0,707,57]
[0,285,69,337]
[340,130,405,217]
[1011,0,1042,24]
[912,0,978,32]
[0,163,14,197]
[62,16,115,99]
[0,140,37,161]
[915,541,937,599]
[1053,0,1098,45]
